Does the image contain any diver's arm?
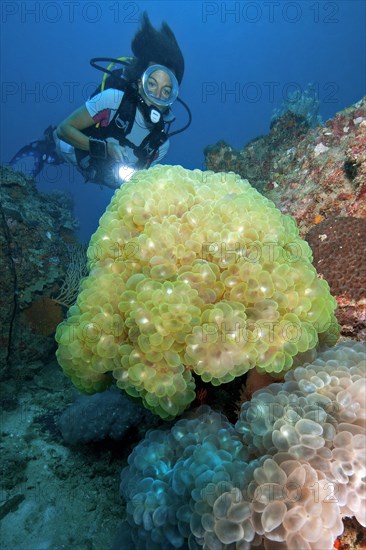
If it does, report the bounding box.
[56,106,94,151]
[56,106,124,161]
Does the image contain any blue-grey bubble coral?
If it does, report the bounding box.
[55,165,339,419]
[117,341,366,549]
[118,406,262,549]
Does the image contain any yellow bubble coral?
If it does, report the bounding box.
[55,165,339,419]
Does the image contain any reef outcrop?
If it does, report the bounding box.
[0,166,79,375]
[204,97,366,236]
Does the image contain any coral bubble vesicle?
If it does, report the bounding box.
[55,166,339,418]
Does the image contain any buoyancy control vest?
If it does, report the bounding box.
[75,57,187,172]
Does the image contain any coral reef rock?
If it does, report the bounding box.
[0,166,79,375]
[204,96,366,236]
[306,216,366,341]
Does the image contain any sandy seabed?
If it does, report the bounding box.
[0,359,126,550]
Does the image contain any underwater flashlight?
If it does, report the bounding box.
[118,164,135,182]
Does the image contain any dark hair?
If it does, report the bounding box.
[125,12,185,84]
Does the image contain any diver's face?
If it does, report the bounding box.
[139,69,173,110]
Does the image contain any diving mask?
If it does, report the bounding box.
[141,64,179,108]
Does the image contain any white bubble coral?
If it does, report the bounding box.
[237,341,366,533]
[56,165,339,418]
[118,342,365,549]
[249,457,344,549]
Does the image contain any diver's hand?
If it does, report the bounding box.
[107,142,125,162]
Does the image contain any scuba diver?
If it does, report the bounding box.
[9,12,191,189]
